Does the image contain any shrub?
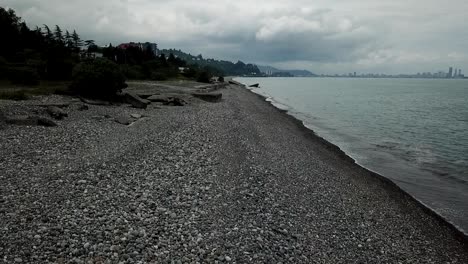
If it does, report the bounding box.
[197,71,212,83]
[8,67,40,86]
[150,72,168,81]
[217,76,225,82]
[70,58,127,98]
[120,65,145,80]
[182,67,198,78]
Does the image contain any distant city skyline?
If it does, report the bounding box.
[319,66,465,78]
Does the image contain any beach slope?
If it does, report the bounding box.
[0,82,467,263]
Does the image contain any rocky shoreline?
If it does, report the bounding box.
[1,81,467,263]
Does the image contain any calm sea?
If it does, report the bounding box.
[236,77,468,234]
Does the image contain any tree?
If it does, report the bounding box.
[84,40,95,48]
[54,25,64,44]
[43,25,53,44]
[71,30,82,51]
[197,71,212,83]
[65,30,73,48]
[70,58,127,98]
[168,53,176,64]
[159,53,167,65]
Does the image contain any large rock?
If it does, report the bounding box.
[165,97,186,106]
[37,117,58,127]
[124,92,150,109]
[136,92,156,99]
[229,80,243,86]
[148,95,187,106]
[6,115,57,127]
[147,95,170,103]
[80,97,111,106]
[36,102,71,108]
[115,116,133,125]
[192,92,222,102]
[46,106,68,120]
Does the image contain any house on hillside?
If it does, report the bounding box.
[117,42,159,57]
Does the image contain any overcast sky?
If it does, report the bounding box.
[4,0,468,74]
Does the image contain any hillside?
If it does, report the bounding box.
[161,49,261,76]
[257,65,316,77]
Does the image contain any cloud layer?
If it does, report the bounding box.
[4,0,468,74]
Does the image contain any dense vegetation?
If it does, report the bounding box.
[0,7,83,84]
[161,49,262,76]
[1,6,265,99]
[70,58,127,98]
[0,7,216,94]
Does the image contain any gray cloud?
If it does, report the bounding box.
[4,0,468,74]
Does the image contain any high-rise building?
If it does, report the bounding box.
[447,67,453,78]
[458,69,462,76]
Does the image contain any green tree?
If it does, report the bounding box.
[71,30,82,51]
[65,30,73,48]
[54,25,64,44]
[168,53,176,64]
[84,40,95,48]
[43,25,53,44]
[70,58,127,98]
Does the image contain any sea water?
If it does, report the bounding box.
[236,77,468,233]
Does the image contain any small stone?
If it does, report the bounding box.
[225,256,232,261]
[130,114,142,119]
[34,235,41,239]
[14,258,22,263]
[77,180,87,184]
[77,104,89,111]
[115,116,133,125]
[110,245,119,251]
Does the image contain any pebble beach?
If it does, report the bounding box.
[1,81,467,263]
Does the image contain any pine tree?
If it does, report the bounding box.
[54,25,64,44]
[43,24,53,44]
[84,40,95,48]
[71,30,82,51]
[65,30,73,48]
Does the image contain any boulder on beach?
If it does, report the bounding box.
[147,95,170,103]
[148,95,187,106]
[80,97,111,106]
[46,106,68,120]
[6,115,57,127]
[229,80,243,86]
[165,97,186,106]
[123,92,150,109]
[135,92,156,99]
[249,83,259,88]
[192,92,222,102]
[115,116,133,125]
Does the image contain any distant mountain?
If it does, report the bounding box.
[257,65,316,77]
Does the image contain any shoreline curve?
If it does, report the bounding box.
[233,80,468,245]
